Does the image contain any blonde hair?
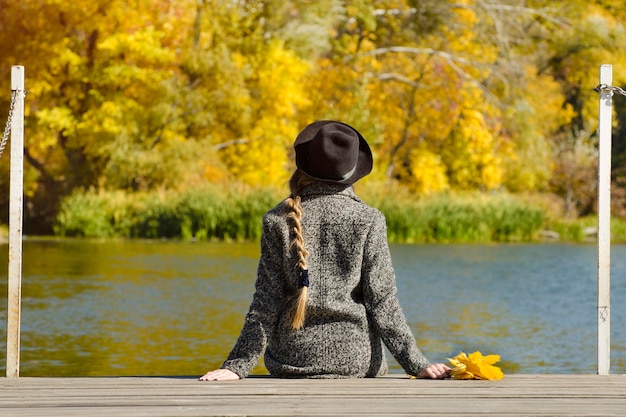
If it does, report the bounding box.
[286,170,316,330]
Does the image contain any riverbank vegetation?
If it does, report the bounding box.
[54,185,626,243]
[3,1,626,240]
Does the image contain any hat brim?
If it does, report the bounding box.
[294,120,373,185]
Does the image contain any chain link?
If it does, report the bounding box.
[594,83,626,96]
[0,90,17,159]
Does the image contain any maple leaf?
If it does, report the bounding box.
[448,351,504,380]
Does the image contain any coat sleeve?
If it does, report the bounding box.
[220,215,284,378]
[361,211,431,376]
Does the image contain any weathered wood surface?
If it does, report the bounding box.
[1,374,625,416]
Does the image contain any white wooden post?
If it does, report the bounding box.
[6,65,24,378]
[597,64,612,376]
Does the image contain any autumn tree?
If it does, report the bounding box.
[302,0,509,193]
[0,0,313,232]
[537,1,626,217]
[3,0,626,233]
[0,0,200,231]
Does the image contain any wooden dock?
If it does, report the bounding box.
[1,374,625,416]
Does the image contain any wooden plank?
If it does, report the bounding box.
[1,375,625,416]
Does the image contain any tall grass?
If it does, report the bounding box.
[54,186,280,241]
[55,186,550,243]
[545,216,626,242]
[373,193,544,243]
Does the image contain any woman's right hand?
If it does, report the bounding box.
[199,369,240,381]
[416,363,451,379]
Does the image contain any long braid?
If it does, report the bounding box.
[287,170,315,330]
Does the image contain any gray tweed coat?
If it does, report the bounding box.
[221,182,431,378]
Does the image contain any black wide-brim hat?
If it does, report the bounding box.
[294,120,373,185]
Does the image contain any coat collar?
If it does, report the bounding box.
[299,182,361,202]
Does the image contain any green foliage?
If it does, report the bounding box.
[58,186,626,243]
[54,186,280,241]
[54,190,118,238]
[609,218,626,242]
[55,187,545,243]
[375,193,545,244]
[173,186,278,241]
[545,216,626,242]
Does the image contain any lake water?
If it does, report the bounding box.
[0,239,624,376]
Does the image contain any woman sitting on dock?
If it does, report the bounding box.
[200,121,450,381]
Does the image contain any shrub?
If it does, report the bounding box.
[54,190,117,238]
[54,186,280,241]
[376,193,545,243]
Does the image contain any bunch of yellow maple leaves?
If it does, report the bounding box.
[447,351,504,380]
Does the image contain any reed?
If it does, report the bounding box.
[373,192,545,243]
[54,186,280,241]
[55,187,556,243]
[545,216,626,242]
[54,189,119,238]
[172,186,278,241]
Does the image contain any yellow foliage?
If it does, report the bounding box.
[559,7,626,128]
[406,148,450,195]
[502,65,574,191]
[3,0,626,230]
[448,351,504,380]
[36,107,76,139]
[441,106,503,191]
[217,40,310,186]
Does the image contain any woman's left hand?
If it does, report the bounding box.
[416,363,451,379]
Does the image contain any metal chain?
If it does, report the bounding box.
[594,83,626,96]
[0,90,17,159]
